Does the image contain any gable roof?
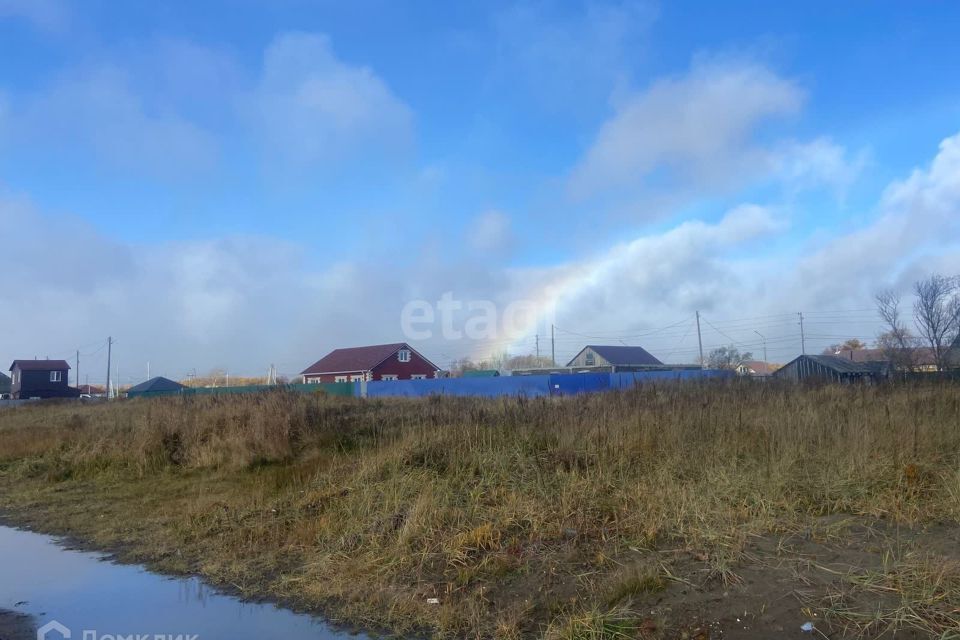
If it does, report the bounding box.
[9,359,71,372]
[126,376,187,395]
[301,343,438,375]
[778,354,886,375]
[568,345,663,367]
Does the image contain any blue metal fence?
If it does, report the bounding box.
[610,369,734,388]
[547,372,611,395]
[363,375,552,398]
[361,369,733,398]
[120,370,734,402]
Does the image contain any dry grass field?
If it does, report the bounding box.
[1,382,959,638]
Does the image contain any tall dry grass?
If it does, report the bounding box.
[1,381,959,637]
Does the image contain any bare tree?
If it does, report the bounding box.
[449,358,479,376]
[874,289,918,370]
[822,338,867,355]
[505,354,555,369]
[912,274,960,371]
[707,345,752,370]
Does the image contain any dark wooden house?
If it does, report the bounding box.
[8,359,79,399]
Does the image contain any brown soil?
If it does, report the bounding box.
[0,610,34,640]
[624,515,960,639]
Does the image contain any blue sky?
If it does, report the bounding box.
[2,1,959,382]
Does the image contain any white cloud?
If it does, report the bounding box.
[252,32,413,166]
[2,32,410,179]
[569,59,804,198]
[775,137,868,198]
[519,132,960,362]
[4,101,959,375]
[468,210,513,253]
[516,203,785,328]
[789,131,960,306]
[0,195,333,379]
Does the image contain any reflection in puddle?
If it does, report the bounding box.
[0,526,364,639]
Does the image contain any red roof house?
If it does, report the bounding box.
[300,343,440,383]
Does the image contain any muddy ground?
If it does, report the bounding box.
[3,512,958,638]
[0,609,34,640]
[634,515,960,639]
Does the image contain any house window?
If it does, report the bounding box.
[398,349,411,362]
[411,374,426,380]
[350,375,364,382]
[334,376,348,383]
[381,374,398,381]
[50,371,62,383]
[585,352,595,366]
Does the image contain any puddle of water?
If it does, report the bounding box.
[0,525,367,639]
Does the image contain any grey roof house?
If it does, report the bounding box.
[0,372,10,395]
[126,376,187,398]
[566,345,664,370]
[772,354,888,383]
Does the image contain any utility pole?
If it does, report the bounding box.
[535,334,539,359]
[551,324,555,366]
[147,361,150,381]
[798,312,806,355]
[754,330,767,363]
[105,337,113,400]
[75,350,79,390]
[696,311,704,368]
